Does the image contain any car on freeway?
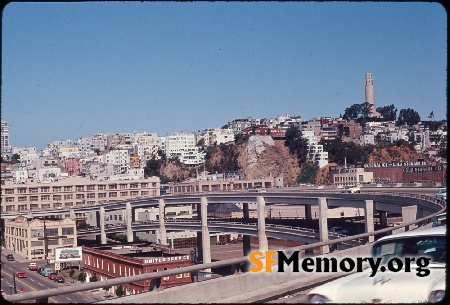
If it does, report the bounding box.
[435,187,446,200]
[341,185,361,193]
[28,262,38,271]
[6,254,15,261]
[54,276,65,283]
[16,271,27,278]
[432,213,446,227]
[307,226,446,303]
[328,226,349,235]
[48,272,58,280]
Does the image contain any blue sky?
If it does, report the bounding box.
[2,2,447,150]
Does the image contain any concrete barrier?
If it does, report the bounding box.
[99,244,372,303]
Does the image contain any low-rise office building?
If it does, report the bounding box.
[0,175,160,213]
[4,215,77,261]
[82,242,193,296]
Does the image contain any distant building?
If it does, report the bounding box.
[1,120,11,152]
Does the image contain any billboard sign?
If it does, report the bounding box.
[55,247,82,262]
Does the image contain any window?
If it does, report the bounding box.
[109,184,117,190]
[29,188,38,193]
[5,189,14,194]
[48,239,59,246]
[76,186,84,192]
[53,187,62,192]
[64,186,72,192]
[46,228,59,236]
[109,192,117,197]
[62,227,74,235]
[41,195,50,201]
[87,185,95,191]
[76,194,84,199]
[64,194,73,200]
[98,193,106,198]
[98,185,106,190]
[41,187,50,193]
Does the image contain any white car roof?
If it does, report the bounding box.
[376,226,446,243]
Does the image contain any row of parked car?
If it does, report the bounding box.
[28,263,65,283]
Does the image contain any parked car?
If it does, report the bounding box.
[37,267,44,274]
[47,272,58,280]
[308,226,446,303]
[1,289,5,296]
[16,271,27,278]
[6,254,14,261]
[54,276,65,283]
[28,262,38,271]
[41,268,53,276]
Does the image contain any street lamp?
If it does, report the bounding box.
[189,247,198,282]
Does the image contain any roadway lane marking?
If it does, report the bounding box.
[1,272,59,303]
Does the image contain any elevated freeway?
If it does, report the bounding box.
[3,187,445,303]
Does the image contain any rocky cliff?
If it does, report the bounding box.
[158,135,436,185]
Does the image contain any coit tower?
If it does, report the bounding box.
[365,73,376,117]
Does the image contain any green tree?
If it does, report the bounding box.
[376,104,397,121]
[284,125,309,164]
[342,104,362,120]
[69,269,75,279]
[116,284,125,297]
[77,272,86,282]
[397,108,421,126]
[11,153,20,164]
[90,274,98,282]
[297,163,318,183]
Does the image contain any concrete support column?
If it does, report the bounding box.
[242,202,251,272]
[201,197,211,277]
[257,196,268,252]
[100,206,107,244]
[126,202,133,242]
[159,199,167,245]
[402,205,418,232]
[305,205,313,220]
[379,211,388,227]
[317,197,329,254]
[364,200,374,243]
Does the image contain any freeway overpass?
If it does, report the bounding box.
[3,188,445,303]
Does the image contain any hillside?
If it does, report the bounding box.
[157,136,437,185]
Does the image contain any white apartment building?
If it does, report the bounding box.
[359,133,375,146]
[4,215,77,261]
[0,175,160,213]
[102,149,130,173]
[11,147,39,169]
[76,134,107,153]
[228,117,260,135]
[205,128,235,145]
[308,143,329,168]
[165,131,204,166]
[1,120,10,151]
[13,169,28,184]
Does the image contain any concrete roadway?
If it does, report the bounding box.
[0,250,106,303]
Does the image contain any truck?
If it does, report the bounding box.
[28,262,38,271]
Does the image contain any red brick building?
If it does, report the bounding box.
[82,242,193,296]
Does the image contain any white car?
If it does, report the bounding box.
[308,226,446,303]
[341,185,361,193]
[435,187,446,200]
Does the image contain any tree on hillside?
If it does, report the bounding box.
[285,125,309,164]
[376,104,397,121]
[397,108,421,126]
[116,284,125,297]
[297,163,318,184]
[342,104,362,120]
